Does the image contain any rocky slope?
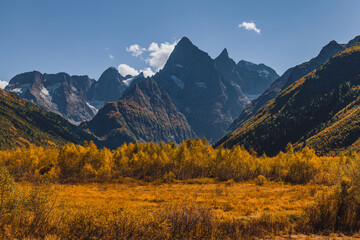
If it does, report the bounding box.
[228,36,360,132]
[154,37,250,142]
[81,77,195,149]
[0,89,89,149]
[6,68,132,124]
[6,71,96,124]
[236,60,279,97]
[86,67,128,110]
[216,46,360,156]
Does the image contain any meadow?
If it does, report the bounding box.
[1,139,360,239]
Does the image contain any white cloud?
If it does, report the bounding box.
[0,80,8,89]
[141,67,155,77]
[117,64,139,77]
[109,54,114,59]
[146,41,177,71]
[126,44,146,57]
[123,40,178,77]
[238,21,261,34]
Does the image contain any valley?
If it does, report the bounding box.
[2,2,360,238]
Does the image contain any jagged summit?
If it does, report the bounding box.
[217,48,229,59]
[177,36,193,47]
[155,37,250,142]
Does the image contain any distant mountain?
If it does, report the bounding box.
[214,48,278,100]
[5,37,279,145]
[6,68,132,124]
[216,46,360,156]
[6,71,96,124]
[81,77,195,149]
[86,67,128,110]
[228,36,360,131]
[236,60,279,97]
[154,37,250,142]
[0,89,88,150]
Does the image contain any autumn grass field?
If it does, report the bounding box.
[52,181,323,218]
[2,140,360,239]
[16,181,360,239]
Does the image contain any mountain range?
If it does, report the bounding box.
[216,43,360,155]
[5,36,277,146]
[0,88,89,150]
[81,77,195,149]
[5,67,130,125]
[4,35,360,155]
[228,36,360,132]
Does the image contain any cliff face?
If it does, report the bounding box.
[81,78,195,149]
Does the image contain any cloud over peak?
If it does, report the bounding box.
[118,64,139,77]
[238,21,261,34]
[117,64,155,78]
[126,44,146,57]
[122,40,178,78]
[146,41,177,71]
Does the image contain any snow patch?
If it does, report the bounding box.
[195,82,207,89]
[170,75,184,89]
[11,88,23,93]
[258,69,270,77]
[247,94,261,101]
[9,83,31,94]
[123,77,134,87]
[88,100,105,111]
[86,102,99,113]
[41,87,49,96]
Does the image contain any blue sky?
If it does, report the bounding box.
[1,0,360,83]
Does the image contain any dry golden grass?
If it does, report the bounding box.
[45,181,325,219]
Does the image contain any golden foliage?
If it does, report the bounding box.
[0,140,354,185]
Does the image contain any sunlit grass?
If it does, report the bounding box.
[28,181,323,219]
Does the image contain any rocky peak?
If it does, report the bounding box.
[217,48,229,59]
[87,67,127,105]
[98,67,124,84]
[346,35,360,48]
[317,40,345,61]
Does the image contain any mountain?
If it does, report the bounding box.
[214,48,278,101]
[6,68,131,125]
[228,37,360,131]
[216,46,360,156]
[86,67,128,110]
[154,37,249,142]
[6,71,96,125]
[236,60,279,97]
[81,77,195,149]
[214,48,247,90]
[0,89,88,150]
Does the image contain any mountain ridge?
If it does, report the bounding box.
[227,36,360,132]
[216,46,360,156]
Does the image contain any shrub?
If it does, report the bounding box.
[303,158,360,233]
[255,175,266,186]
